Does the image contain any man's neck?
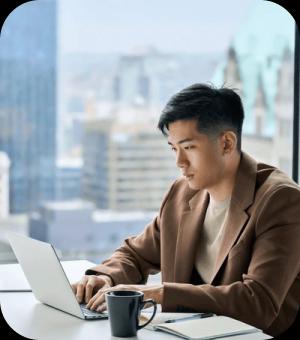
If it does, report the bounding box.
[207,153,241,202]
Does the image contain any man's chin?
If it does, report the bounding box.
[187,180,201,190]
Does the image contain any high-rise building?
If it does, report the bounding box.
[82,112,179,212]
[55,158,82,201]
[0,0,57,213]
[81,118,112,209]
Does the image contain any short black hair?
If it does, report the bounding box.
[157,83,244,151]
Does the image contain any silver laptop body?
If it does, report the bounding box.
[7,232,107,320]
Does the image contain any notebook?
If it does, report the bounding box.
[152,315,262,340]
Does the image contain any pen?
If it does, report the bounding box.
[165,312,214,323]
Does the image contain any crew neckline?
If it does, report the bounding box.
[209,195,231,210]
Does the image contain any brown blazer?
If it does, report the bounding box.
[86,152,300,337]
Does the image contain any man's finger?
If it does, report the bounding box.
[96,302,107,312]
[86,291,97,309]
[88,288,108,310]
[76,276,88,303]
[90,293,106,311]
[85,278,96,304]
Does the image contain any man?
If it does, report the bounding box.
[72,83,300,338]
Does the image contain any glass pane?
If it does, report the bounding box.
[0,0,295,265]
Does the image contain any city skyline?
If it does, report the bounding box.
[0,0,297,265]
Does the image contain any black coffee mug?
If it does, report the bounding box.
[105,290,157,337]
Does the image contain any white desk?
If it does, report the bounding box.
[0,261,272,340]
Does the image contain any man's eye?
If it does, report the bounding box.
[184,146,194,150]
[171,147,176,152]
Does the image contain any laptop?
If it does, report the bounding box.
[6,231,108,320]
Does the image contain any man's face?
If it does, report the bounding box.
[167,119,226,191]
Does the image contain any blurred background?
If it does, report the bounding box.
[0,0,295,271]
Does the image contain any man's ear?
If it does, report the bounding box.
[220,131,237,154]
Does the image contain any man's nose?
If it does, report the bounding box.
[176,149,188,168]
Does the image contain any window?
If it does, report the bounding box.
[0,0,295,263]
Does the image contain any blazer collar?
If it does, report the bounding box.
[230,151,257,211]
[209,151,258,283]
[174,190,209,283]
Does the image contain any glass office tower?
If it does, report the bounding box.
[0,0,57,213]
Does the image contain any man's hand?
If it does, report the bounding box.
[86,284,164,312]
[71,274,113,304]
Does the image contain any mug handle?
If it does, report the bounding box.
[137,299,157,330]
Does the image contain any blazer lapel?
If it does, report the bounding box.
[209,152,258,284]
[174,190,209,283]
[209,201,249,284]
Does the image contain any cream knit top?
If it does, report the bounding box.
[195,195,231,283]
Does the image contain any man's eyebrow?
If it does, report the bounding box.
[168,138,195,145]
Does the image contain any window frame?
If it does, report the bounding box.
[293,24,300,183]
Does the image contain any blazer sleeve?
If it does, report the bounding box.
[162,186,300,333]
[84,180,177,285]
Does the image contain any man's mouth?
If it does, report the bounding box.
[183,174,194,180]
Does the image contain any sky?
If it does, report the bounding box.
[3,0,293,55]
[58,0,257,55]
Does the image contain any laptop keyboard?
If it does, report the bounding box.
[80,304,107,318]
